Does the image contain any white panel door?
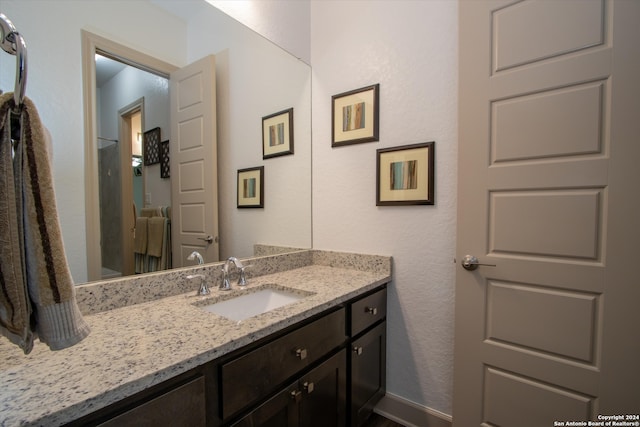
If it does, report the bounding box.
[453,1,640,425]
[170,55,219,266]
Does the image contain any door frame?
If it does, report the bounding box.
[117,99,144,277]
[81,30,177,281]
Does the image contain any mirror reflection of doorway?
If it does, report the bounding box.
[95,53,169,279]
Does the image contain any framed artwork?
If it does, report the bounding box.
[332,83,379,147]
[160,140,170,179]
[237,166,264,208]
[263,108,294,159]
[376,142,435,206]
[143,127,161,165]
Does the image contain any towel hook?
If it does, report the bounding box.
[0,13,28,110]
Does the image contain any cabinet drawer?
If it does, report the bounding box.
[221,307,346,419]
[350,288,386,337]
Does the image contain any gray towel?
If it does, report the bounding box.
[0,93,90,354]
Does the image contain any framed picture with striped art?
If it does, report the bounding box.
[376,142,434,206]
[262,108,294,159]
[237,166,264,208]
[332,84,379,147]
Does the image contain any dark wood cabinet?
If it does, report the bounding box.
[66,365,214,427]
[64,285,387,427]
[233,350,347,427]
[98,375,207,427]
[348,287,387,426]
[221,308,346,420]
[231,381,299,427]
[299,349,347,427]
[350,287,387,337]
[350,322,386,426]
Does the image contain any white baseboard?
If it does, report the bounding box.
[373,393,452,427]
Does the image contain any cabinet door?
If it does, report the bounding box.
[235,350,347,427]
[351,322,386,427]
[232,382,300,427]
[222,308,345,419]
[98,375,206,427]
[299,350,347,427]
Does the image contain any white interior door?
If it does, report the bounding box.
[170,55,219,267]
[453,1,640,425]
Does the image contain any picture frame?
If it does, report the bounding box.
[376,142,435,206]
[143,127,161,165]
[332,83,379,147]
[237,166,264,208]
[263,108,294,159]
[160,140,170,179]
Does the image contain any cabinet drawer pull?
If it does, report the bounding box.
[303,381,314,394]
[365,306,378,315]
[290,390,302,402]
[353,346,363,356]
[295,348,308,360]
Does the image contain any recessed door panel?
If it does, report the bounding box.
[177,71,204,110]
[487,281,598,362]
[490,189,602,260]
[492,0,605,72]
[180,204,206,234]
[492,82,605,163]
[483,367,592,427]
[178,117,204,151]
[178,160,205,192]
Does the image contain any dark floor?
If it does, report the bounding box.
[361,413,406,427]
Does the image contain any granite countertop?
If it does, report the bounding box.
[0,263,390,426]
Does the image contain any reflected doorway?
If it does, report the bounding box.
[96,96,145,279]
[95,52,170,279]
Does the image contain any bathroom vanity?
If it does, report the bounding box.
[0,250,391,427]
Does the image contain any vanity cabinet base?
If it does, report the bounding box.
[64,285,388,427]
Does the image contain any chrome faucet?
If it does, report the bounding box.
[187,251,205,265]
[220,256,248,290]
[187,251,209,296]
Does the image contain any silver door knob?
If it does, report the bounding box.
[461,255,496,271]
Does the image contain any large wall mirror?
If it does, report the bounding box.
[0,0,312,285]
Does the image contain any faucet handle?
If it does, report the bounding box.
[187,274,209,296]
[238,265,251,287]
[220,267,232,291]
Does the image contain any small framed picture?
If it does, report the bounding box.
[143,127,161,165]
[263,108,294,159]
[237,166,264,208]
[376,142,435,206]
[332,84,379,147]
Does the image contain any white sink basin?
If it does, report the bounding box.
[196,285,311,321]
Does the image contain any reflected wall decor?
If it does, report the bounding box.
[237,166,264,208]
[376,142,434,206]
[160,140,170,178]
[143,127,161,165]
[332,84,379,147]
[263,108,294,159]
